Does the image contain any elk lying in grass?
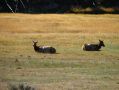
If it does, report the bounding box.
[82,40,105,51]
[33,41,56,54]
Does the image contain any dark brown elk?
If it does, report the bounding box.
[33,41,56,54]
[82,40,105,51]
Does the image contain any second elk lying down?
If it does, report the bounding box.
[33,41,56,54]
[82,40,105,51]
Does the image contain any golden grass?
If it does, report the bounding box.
[0,13,119,90]
[0,13,119,33]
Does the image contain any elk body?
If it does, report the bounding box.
[82,40,105,51]
[33,41,56,54]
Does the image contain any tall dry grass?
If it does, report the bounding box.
[0,14,119,90]
[0,14,119,33]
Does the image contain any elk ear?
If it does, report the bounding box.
[33,40,38,43]
[32,40,35,43]
[99,39,102,42]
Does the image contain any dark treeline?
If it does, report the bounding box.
[0,0,119,13]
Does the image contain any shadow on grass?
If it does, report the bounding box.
[9,83,35,90]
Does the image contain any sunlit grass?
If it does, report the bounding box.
[0,14,119,33]
[0,14,119,90]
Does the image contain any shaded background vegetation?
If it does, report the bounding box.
[0,0,119,13]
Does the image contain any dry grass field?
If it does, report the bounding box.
[0,13,119,90]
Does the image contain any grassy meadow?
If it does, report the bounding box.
[0,13,119,90]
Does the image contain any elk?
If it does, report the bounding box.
[82,40,105,51]
[33,41,56,54]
